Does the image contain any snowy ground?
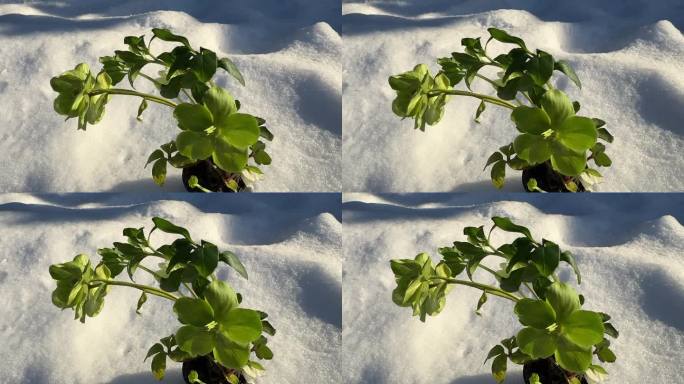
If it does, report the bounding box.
[342,0,684,192]
[342,193,684,383]
[0,193,342,383]
[0,0,341,192]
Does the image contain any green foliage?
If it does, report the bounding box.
[49,217,275,380]
[389,216,618,383]
[50,28,273,190]
[388,28,613,191]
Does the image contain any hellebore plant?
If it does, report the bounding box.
[390,217,618,384]
[49,217,275,384]
[50,29,273,192]
[388,28,614,192]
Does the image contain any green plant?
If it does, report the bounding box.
[388,28,613,192]
[389,217,618,383]
[50,28,273,192]
[49,217,275,383]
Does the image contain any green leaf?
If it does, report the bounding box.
[136,292,147,315]
[514,299,556,328]
[517,327,557,359]
[541,89,575,126]
[484,152,504,170]
[203,280,238,323]
[549,141,587,176]
[174,104,214,132]
[555,60,582,89]
[152,28,190,47]
[219,251,248,279]
[491,354,507,383]
[556,116,597,152]
[173,297,214,326]
[597,347,616,363]
[145,343,164,361]
[216,113,260,149]
[492,217,533,240]
[212,136,248,173]
[597,127,613,143]
[531,240,560,276]
[514,134,551,164]
[554,335,593,372]
[152,217,192,241]
[204,86,237,125]
[545,282,580,322]
[484,345,505,363]
[255,344,274,360]
[562,310,604,348]
[175,325,215,357]
[527,50,554,86]
[151,352,166,380]
[604,323,619,338]
[192,48,218,83]
[222,308,263,343]
[176,131,214,160]
[487,28,528,51]
[490,160,506,189]
[152,158,167,186]
[218,57,246,86]
[474,100,486,123]
[145,149,164,168]
[511,107,551,135]
[213,331,250,369]
[476,292,488,315]
[560,251,581,284]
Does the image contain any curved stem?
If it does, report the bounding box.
[88,88,177,108]
[475,73,500,88]
[428,89,516,110]
[91,279,178,301]
[432,277,521,302]
[523,282,540,299]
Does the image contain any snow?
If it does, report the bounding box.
[342,193,684,383]
[342,1,684,192]
[0,193,342,383]
[0,1,341,192]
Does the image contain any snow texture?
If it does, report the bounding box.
[0,1,341,192]
[342,0,684,192]
[342,193,684,383]
[0,193,342,383]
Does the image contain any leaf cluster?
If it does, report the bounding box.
[49,217,274,380]
[389,216,618,383]
[388,28,614,190]
[50,28,273,189]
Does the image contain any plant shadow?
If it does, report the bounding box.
[449,370,524,384]
[107,369,184,384]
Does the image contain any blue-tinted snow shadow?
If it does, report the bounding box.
[0,193,342,224]
[639,268,684,332]
[342,193,684,224]
[296,265,342,328]
[1,0,341,32]
[342,0,683,31]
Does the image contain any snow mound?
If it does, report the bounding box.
[0,194,341,383]
[0,2,340,192]
[342,193,684,383]
[342,2,684,192]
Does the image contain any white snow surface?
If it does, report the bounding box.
[0,193,342,383]
[0,1,341,192]
[342,193,684,383]
[342,0,684,192]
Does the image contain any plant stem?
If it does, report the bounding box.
[432,277,521,302]
[88,88,177,108]
[91,279,178,301]
[523,282,540,299]
[427,89,516,110]
[475,73,500,88]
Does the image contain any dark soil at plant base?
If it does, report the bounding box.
[521,161,586,193]
[523,357,588,384]
[182,355,247,384]
[181,159,246,193]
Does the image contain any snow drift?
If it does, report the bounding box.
[0,1,341,192]
[342,0,684,192]
[342,193,684,383]
[0,193,342,383]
